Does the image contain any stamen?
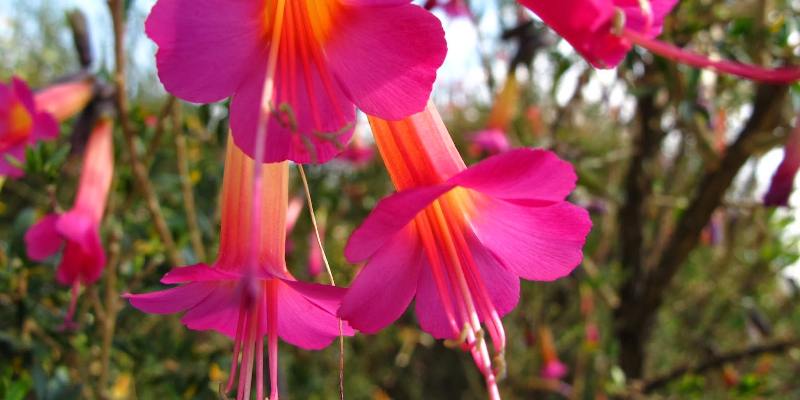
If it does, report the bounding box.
[62,281,81,330]
[267,281,279,400]
[297,164,346,400]
[226,301,249,393]
[414,218,464,339]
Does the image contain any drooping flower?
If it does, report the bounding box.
[518,0,800,82]
[339,102,591,398]
[34,78,94,123]
[424,0,471,18]
[25,118,114,328]
[145,0,446,164]
[125,137,353,400]
[764,117,800,207]
[0,77,58,177]
[538,326,568,380]
[468,74,519,156]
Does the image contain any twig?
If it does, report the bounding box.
[143,96,176,166]
[642,337,800,392]
[107,0,182,267]
[98,229,122,399]
[173,103,207,262]
[297,165,345,400]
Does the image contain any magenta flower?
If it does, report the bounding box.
[519,0,800,82]
[126,138,353,400]
[467,74,519,156]
[468,128,511,156]
[424,0,471,18]
[25,119,114,328]
[145,0,446,164]
[337,135,376,167]
[764,117,800,207]
[538,325,568,380]
[339,103,591,398]
[0,77,58,177]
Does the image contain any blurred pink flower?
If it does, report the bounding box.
[764,117,800,207]
[25,118,114,328]
[467,75,519,156]
[126,138,353,400]
[468,128,511,156]
[538,326,568,380]
[518,0,800,82]
[339,103,591,399]
[337,135,375,167]
[34,78,94,122]
[145,0,446,163]
[0,77,58,177]
[424,0,471,18]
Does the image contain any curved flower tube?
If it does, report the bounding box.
[126,137,353,400]
[0,77,59,177]
[25,118,114,328]
[339,102,591,399]
[145,0,446,164]
[519,0,800,83]
[764,117,800,207]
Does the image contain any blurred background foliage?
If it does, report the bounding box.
[1,0,800,399]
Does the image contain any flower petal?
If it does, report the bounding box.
[229,56,356,163]
[32,111,59,141]
[518,0,628,68]
[160,263,238,284]
[124,282,213,315]
[145,0,266,103]
[56,229,106,285]
[180,282,242,338]
[471,199,591,281]
[465,233,520,318]
[414,256,457,339]
[339,226,424,333]
[277,280,352,350]
[327,2,446,119]
[25,214,63,260]
[450,148,577,205]
[0,144,26,178]
[345,183,453,262]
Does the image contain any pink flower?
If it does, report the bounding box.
[125,138,353,400]
[467,74,519,156]
[146,0,446,164]
[538,326,568,380]
[339,102,591,398]
[519,0,800,82]
[337,135,376,167]
[468,128,511,156]
[25,118,114,328]
[764,117,800,207]
[34,78,94,123]
[0,77,59,177]
[424,0,471,18]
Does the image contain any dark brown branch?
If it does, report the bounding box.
[614,84,789,377]
[643,337,800,392]
[614,71,667,378]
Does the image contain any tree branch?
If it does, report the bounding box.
[107,0,183,267]
[643,337,800,393]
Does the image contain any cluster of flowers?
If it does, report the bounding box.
[4,1,798,399]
